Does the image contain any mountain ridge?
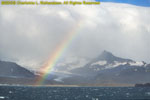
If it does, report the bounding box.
[55,50,150,85]
[0,51,150,86]
[0,60,35,78]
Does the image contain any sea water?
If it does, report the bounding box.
[0,86,150,100]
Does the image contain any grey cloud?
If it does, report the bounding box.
[0,3,150,70]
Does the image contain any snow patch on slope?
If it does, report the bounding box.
[91,61,107,66]
[113,61,127,67]
[129,61,144,66]
[105,61,127,69]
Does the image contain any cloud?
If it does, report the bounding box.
[0,3,150,70]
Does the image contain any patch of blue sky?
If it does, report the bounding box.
[96,0,150,7]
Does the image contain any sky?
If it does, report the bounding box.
[0,1,150,70]
[97,0,150,7]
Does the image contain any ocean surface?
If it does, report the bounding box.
[0,86,150,100]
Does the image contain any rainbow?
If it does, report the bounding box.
[36,20,83,85]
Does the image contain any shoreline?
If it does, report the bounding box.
[0,84,134,87]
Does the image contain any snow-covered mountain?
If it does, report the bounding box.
[0,51,150,86]
[69,51,147,75]
[53,51,150,85]
[86,50,147,71]
[53,56,89,73]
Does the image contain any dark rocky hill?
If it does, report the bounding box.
[0,60,35,78]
